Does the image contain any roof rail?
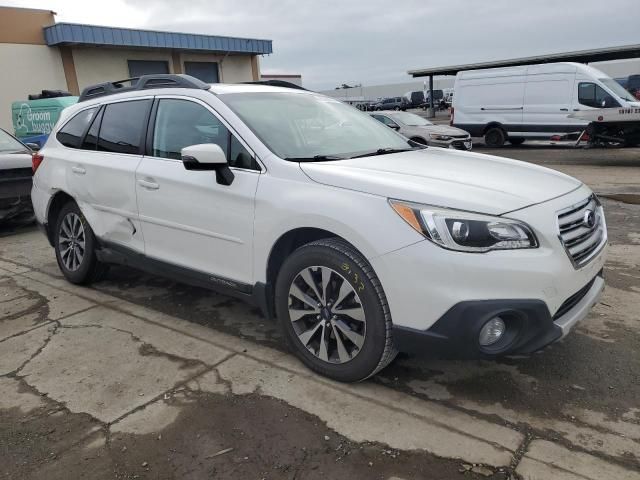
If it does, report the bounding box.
[78,74,210,102]
[242,80,308,91]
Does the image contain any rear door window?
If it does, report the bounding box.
[56,108,97,149]
[97,100,152,154]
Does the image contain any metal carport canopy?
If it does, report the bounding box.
[407,43,640,77]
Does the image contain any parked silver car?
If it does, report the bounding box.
[0,128,35,222]
[370,111,472,150]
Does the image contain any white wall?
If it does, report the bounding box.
[73,47,255,89]
[320,77,455,101]
[0,43,67,131]
[72,47,174,89]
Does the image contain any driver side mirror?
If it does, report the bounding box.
[181,144,234,186]
[389,124,400,131]
[25,142,40,152]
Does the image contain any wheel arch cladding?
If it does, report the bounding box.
[45,190,76,246]
[263,228,363,319]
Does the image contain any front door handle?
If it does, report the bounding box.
[71,166,86,175]
[137,179,159,190]
[573,108,581,111]
[560,108,569,111]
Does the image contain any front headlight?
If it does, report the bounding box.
[390,200,538,252]
[430,134,452,141]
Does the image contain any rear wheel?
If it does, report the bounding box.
[509,137,525,146]
[484,127,506,147]
[54,202,108,284]
[275,238,396,382]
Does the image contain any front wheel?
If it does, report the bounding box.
[275,238,396,382]
[484,127,506,147]
[54,202,108,284]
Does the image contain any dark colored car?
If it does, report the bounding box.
[373,97,408,111]
[0,128,35,222]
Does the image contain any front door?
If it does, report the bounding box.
[135,97,261,285]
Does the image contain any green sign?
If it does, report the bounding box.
[12,97,78,139]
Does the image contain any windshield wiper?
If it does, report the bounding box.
[349,147,419,159]
[284,154,346,162]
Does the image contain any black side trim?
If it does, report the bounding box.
[96,240,254,300]
[393,299,562,358]
[454,123,586,137]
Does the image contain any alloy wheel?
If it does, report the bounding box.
[58,212,86,271]
[288,266,366,364]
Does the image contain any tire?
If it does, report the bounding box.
[484,127,506,147]
[394,106,400,111]
[54,201,108,285]
[274,238,396,382]
[509,137,525,146]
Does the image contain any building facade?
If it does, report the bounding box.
[0,6,272,131]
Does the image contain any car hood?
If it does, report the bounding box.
[300,148,582,215]
[0,151,32,170]
[406,124,469,137]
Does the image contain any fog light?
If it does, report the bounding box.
[479,317,506,346]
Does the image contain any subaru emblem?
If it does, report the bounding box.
[583,210,596,228]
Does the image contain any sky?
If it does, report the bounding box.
[5,0,638,90]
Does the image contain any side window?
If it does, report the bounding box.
[56,108,97,149]
[81,108,103,150]
[578,82,618,108]
[379,115,399,128]
[98,100,151,154]
[152,99,258,170]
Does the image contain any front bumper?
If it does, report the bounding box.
[428,138,472,150]
[392,271,604,357]
[370,184,607,357]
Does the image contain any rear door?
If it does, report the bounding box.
[135,96,260,285]
[65,98,152,252]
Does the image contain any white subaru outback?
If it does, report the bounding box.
[31,75,607,382]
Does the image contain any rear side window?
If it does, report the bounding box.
[56,108,97,149]
[98,100,151,154]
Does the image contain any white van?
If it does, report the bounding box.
[451,62,640,146]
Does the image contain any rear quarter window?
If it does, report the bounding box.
[56,108,97,149]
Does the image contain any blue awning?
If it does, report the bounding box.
[44,23,272,55]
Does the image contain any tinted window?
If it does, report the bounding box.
[152,99,257,169]
[56,108,97,149]
[98,100,151,154]
[81,108,103,150]
[372,115,398,128]
[578,82,618,108]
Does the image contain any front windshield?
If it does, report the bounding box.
[220,92,413,160]
[0,129,27,153]
[600,78,637,102]
[391,112,432,126]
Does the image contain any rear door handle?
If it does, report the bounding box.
[137,179,159,190]
[71,166,86,175]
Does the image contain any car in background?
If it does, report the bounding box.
[0,128,36,222]
[373,97,408,111]
[404,91,425,109]
[421,89,444,109]
[370,111,472,150]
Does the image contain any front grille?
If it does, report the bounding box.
[557,195,606,268]
[552,275,598,320]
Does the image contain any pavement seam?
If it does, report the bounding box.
[0,320,54,345]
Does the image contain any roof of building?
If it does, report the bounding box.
[44,22,272,55]
[408,43,640,77]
